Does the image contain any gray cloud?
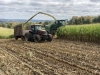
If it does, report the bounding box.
[90,0,100,2]
[0,0,100,20]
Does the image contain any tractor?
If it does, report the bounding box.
[24,24,52,42]
[14,24,52,42]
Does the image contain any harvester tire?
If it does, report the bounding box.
[47,34,52,42]
[51,30,56,36]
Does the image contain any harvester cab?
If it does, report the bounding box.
[55,20,66,27]
[45,20,67,36]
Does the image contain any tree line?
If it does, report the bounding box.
[0,15,100,29]
[68,15,100,25]
[0,21,52,29]
[0,22,14,28]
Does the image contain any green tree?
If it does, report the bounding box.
[77,17,83,24]
[43,21,52,26]
[7,23,13,28]
[1,23,6,27]
[97,16,100,23]
[93,17,98,23]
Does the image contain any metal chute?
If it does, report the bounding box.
[23,12,56,26]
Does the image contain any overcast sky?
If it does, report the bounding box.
[0,0,100,20]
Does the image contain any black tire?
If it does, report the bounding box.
[15,36,18,40]
[25,33,33,42]
[41,38,45,41]
[47,34,52,42]
[21,36,25,41]
[28,33,33,42]
[34,35,41,42]
[51,30,56,36]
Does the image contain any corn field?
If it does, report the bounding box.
[57,24,100,43]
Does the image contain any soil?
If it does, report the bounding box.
[0,39,100,75]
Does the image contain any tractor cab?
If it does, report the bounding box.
[30,24,47,35]
[31,24,42,34]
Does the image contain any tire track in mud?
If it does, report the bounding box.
[0,69,8,75]
[35,46,100,74]
[0,48,9,75]
[0,44,58,75]
[0,48,45,75]
[0,40,96,75]
[0,39,100,75]
[23,44,100,75]
[5,48,57,75]
[19,40,100,75]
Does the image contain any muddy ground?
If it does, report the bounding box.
[0,39,100,75]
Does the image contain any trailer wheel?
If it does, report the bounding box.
[15,36,18,40]
[47,34,52,42]
[34,35,41,42]
[51,30,56,36]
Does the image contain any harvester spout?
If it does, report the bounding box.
[23,12,56,26]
